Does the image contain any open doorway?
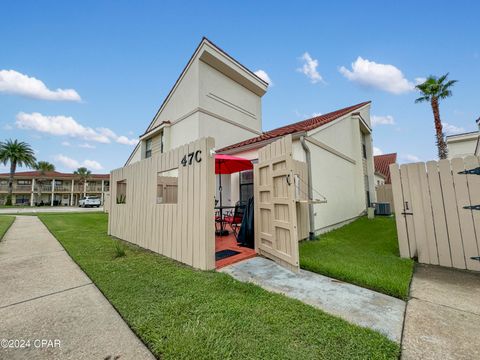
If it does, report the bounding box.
[214,154,256,269]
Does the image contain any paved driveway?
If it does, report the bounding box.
[0,216,154,360]
[402,264,480,359]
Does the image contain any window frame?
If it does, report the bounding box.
[145,138,153,159]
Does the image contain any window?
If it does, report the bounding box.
[116,180,127,204]
[157,169,178,204]
[145,138,153,158]
[239,169,253,205]
[15,195,29,205]
[362,144,367,159]
[17,180,32,185]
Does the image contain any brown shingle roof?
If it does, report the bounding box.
[374,153,397,184]
[0,170,110,180]
[218,101,371,152]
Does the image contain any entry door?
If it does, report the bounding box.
[254,135,300,272]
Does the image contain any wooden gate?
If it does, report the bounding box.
[254,135,300,272]
[390,156,480,271]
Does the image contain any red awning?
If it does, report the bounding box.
[215,154,253,174]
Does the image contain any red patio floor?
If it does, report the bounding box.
[215,233,256,269]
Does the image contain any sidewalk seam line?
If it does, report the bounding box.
[0,282,93,310]
[410,296,480,316]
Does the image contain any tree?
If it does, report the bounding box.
[415,73,457,159]
[0,139,37,205]
[74,167,91,187]
[34,161,55,174]
[33,161,56,203]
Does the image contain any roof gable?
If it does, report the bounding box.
[144,37,268,134]
[374,153,397,184]
[218,101,371,152]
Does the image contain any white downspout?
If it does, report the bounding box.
[300,135,315,240]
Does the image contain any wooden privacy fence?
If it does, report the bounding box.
[376,184,394,212]
[390,156,480,271]
[108,137,216,270]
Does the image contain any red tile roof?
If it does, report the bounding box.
[374,153,397,184]
[218,101,371,152]
[0,170,110,180]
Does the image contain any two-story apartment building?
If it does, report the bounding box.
[0,171,110,206]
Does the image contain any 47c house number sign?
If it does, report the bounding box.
[181,150,202,167]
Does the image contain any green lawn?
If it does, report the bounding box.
[39,213,399,359]
[0,215,15,241]
[300,216,414,300]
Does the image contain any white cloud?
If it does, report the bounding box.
[297,52,324,84]
[0,69,81,101]
[402,154,421,163]
[2,123,13,130]
[83,159,103,170]
[53,154,103,170]
[254,70,272,85]
[311,112,322,117]
[79,143,96,149]
[373,146,384,156]
[442,122,465,135]
[339,57,415,94]
[54,154,81,169]
[415,77,426,85]
[371,115,395,126]
[61,141,71,147]
[15,112,137,145]
[116,136,138,146]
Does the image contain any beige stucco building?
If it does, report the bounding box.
[125,38,376,235]
[0,170,110,206]
[446,117,480,159]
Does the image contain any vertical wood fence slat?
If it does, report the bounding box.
[439,159,466,269]
[464,156,480,270]
[426,161,452,267]
[418,162,439,265]
[408,163,429,263]
[400,164,417,257]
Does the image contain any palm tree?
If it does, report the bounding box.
[74,167,91,195]
[34,161,55,174]
[33,161,56,203]
[0,139,37,205]
[415,73,457,159]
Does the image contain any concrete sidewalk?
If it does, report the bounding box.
[221,257,406,343]
[0,216,154,360]
[402,264,480,360]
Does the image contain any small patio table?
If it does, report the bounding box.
[215,205,235,236]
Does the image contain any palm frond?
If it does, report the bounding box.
[415,96,430,103]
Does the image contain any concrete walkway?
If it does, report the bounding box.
[220,257,406,343]
[0,216,154,360]
[402,264,480,360]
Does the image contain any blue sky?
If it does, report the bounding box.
[1,1,479,173]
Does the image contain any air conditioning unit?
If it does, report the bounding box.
[374,202,391,216]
